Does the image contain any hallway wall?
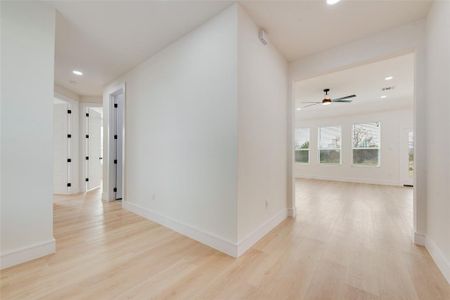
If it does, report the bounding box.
[424,0,450,283]
[103,4,288,256]
[104,5,239,250]
[1,2,55,268]
[236,6,288,247]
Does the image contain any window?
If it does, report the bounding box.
[408,130,414,176]
[318,126,341,164]
[295,128,310,163]
[352,122,380,166]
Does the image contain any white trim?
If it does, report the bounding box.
[103,83,126,202]
[295,174,401,186]
[123,201,288,258]
[425,237,450,284]
[0,238,55,270]
[236,209,288,256]
[414,231,426,246]
[123,201,238,257]
[287,207,296,217]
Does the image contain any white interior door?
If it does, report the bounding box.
[114,94,124,200]
[53,103,68,193]
[88,108,102,190]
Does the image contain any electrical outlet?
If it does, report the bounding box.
[265,200,269,208]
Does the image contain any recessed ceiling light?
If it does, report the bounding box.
[326,0,341,5]
[381,95,387,99]
[296,108,302,111]
[72,70,83,76]
[385,76,393,81]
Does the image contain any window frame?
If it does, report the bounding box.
[351,121,381,167]
[318,125,342,165]
[408,130,414,176]
[295,127,310,164]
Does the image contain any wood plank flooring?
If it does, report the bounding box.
[1,180,449,299]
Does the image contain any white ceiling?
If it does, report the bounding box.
[240,0,430,61]
[294,53,414,120]
[52,1,231,96]
[52,0,430,97]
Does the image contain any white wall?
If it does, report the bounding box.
[294,109,413,186]
[104,4,288,256]
[424,1,450,283]
[1,2,55,268]
[105,5,239,249]
[236,7,288,246]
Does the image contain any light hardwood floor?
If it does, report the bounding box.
[1,180,449,299]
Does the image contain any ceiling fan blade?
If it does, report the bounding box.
[332,94,356,101]
[301,103,320,109]
[333,99,353,103]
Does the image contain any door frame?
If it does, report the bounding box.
[289,48,425,245]
[400,127,414,186]
[103,83,126,202]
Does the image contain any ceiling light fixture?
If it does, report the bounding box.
[385,76,393,81]
[296,108,302,111]
[326,0,341,5]
[72,70,83,76]
[381,95,387,99]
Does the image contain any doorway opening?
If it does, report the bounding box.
[291,53,416,240]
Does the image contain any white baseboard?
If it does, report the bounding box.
[0,238,55,270]
[414,231,426,246]
[123,201,288,258]
[287,207,296,217]
[236,209,287,256]
[295,174,401,186]
[123,201,237,257]
[425,237,450,284]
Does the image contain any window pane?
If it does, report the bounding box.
[295,128,310,150]
[353,149,379,166]
[353,122,380,148]
[295,150,309,163]
[320,150,340,164]
[408,131,414,176]
[319,126,341,149]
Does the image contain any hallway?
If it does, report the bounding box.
[1,182,449,299]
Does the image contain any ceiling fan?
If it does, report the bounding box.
[300,88,356,108]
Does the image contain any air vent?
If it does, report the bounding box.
[382,86,395,92]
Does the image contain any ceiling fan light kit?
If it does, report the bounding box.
[299,88,356,109]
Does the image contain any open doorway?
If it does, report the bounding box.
[292,53,416,240]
